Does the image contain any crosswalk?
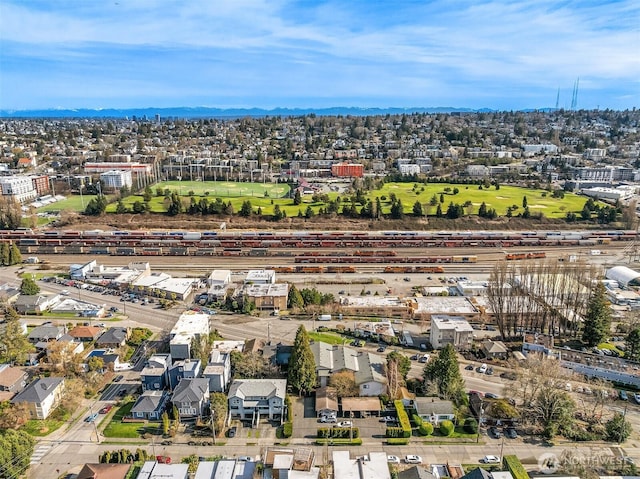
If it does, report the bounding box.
[30,444,52,465]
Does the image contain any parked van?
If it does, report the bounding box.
[318,314,332,321]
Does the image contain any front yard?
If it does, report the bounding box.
[102,401,159,438]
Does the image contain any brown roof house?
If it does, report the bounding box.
[68,325,103,342]
[77,463,131,479]
[482,340,509,360]
[0,364,28,401]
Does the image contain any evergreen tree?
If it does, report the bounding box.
[0,308,32,365]
[582,282,611,347]
[293,189,302,205]
[390,199,404,219]
[436,204,443,218]
[239,200,253,217]
[19,277,40,295]
[8,243,21,265]
[522,196,528,208]
[116,199,128,214]
[478,202,488,218]
[287,284,304,309]
[412,201,423,217]
[287,326,316,395]
[624,327,640,361]
[0,243,9,266]
[423,344,466,405]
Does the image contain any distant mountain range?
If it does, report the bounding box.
[0,106,553,119]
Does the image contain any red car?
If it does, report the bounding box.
[156,456,172,464]
[99,405,113,414]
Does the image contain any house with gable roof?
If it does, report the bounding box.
[228,378,287,424]
[11,377,65,419]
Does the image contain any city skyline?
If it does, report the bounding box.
[1,0,639,111]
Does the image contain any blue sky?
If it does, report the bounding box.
[1,0,638,111]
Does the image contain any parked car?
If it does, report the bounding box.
[337,421,353,428]
[228,426,237,438]
[634,393,640,404]
[320,415,337,423]
[485,367,494,376]
[410,354,419,360]
[481,455,500,464]
[478,364,488,374]
[377,345,387,353]
[238,456,253,462]
[156,456,171,464]
[465,364,474,370]
[113,375,124,382]
[484,393,499,399]
[387,456,401,464]
[489,426,502,438]
[405,455,422,464]
[379,416,395,423]
[505,428,518,439]
[99,405,113,414]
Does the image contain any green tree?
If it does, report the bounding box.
[582,282,611,347]
[287,326,316,395]
[239,200,253,217]
[293,189,302,205]
[166,192,183,216]
[0,429,35,479]
[19,277,40,295]
[162,411,170,435]
[84,194,107,216]
[423,344,465,404]
[143,185,153,202]
[439,193,445,203]
[0,243,9,266]
[624,327,640,361]
[304,206,315,219]
[412,201,423,217]
[0,308,32,365]
[522,196,528,208]
[605,412,632,442]
[115,199,128,214]
[386,351,411,379]
[288,284,304,309]
[9,243,21,265]
[87,356,104,372]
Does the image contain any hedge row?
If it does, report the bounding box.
[385,426,407,438]
[386,438,409,445]
[285,396,293,422]
[317,427,360,439]
[503,455,528,479]
[393,400,412,437]
[316,438,363,446]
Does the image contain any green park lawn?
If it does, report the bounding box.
[308,331,349,345]
[40,181,591,219]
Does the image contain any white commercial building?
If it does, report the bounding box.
[99,170,133,188]
[170,311,210,360]
[0,176,38,203]
[245,270,276,284]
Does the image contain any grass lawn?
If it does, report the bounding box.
[37,194,99,213]
[598,342,625,357]
[308,331,349,345]
[102,401,148,438]
[154,180,291,198]
[22,411,70,437]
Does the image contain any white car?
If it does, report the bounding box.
[478,363,488,374]
[481,455,500,464]
[337,421,353,428]
[320,415,336,423]
[405,455,423,464]
[387,455,401,464]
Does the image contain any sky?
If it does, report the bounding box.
[0,0,639,111]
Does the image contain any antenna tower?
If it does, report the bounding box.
[570,78,579,110]
[555,88,560,110]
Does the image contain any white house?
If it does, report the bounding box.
[170,311,210,360]
[244,270,276,284]
[203,350,231,392]
[11,377,65,419]
[228,379,287,424]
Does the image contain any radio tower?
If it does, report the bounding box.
[555,88,560,110]
[570,78,579,110]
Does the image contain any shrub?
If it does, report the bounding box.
[317,428,330,438]
[503,455,528,479]
[315,438,362,445]
[385,427,405,438]
[282,422,292,438]
[285,396,293,422]
[412,414,423,427]
[386,438,409,445]
[394,400,412,438]
[418,422,434,436]
[439,420,454,436]
[463,418,478,434]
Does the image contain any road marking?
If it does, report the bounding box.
[30,445,52,464]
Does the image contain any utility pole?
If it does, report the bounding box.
[211,412,216,445]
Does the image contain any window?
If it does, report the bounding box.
[362,384,369,389]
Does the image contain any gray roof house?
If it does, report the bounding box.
[410,398,456,425]
[311,342,387,396]
[228,379,287,425]
[172,378,210,421]
[28,323,66,344]
[140,354,171,391]
[11,377,65,419]
[15,294,60,314]
[169,359,202,390]
[398,466,437,479]
[131,390,170,420]
[95,327,130,348]
[202,350,231,393]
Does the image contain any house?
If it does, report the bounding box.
[140,354,171,391]
[0,364,27,401]
[207,269,231,302]
[46,334,84,363]
[429,315,474,350]
[398,467,437,479]
[410,398,455,425]
[203,350,231,392]
[482,340,509,360]
[77,463,131,479]
[460,469,492,479]
[353,321,396,341]
[0,284,20,304]
[11,377,65,419]
[68,325,103,342]
[169,359,202,390]
[332,451,390,479]
[96,327,130,349]
[311,342,387,396]
[315,386,338,418]
[28,323,66,344]
[262,446,317,479]
[228,379,287,424]
[138,461,189,479]
[172,378,210,421]
[130,390,170,420]
[15,294,60,314]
